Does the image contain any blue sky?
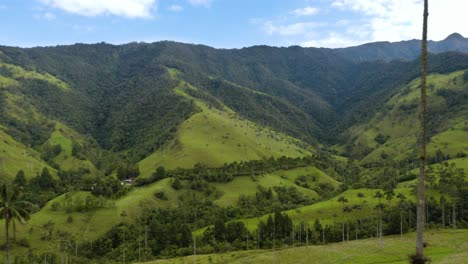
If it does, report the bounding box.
[1,0,467,48]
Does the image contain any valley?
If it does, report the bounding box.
[0,36,467,264]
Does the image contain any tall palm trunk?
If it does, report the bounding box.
[5,213,10,264]
[400,211,403,240]
[442,197,445,228]
[416,0,429,260]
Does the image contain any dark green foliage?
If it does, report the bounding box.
[151,166,166,181]
[464,70,468,82]
[213,219,225,242]
[274,186,310,205]
[136,155,332,187]
[171,177,182,190]
[13,170,27,187]
[436,88,467,107]
[91,176,127,198]
[30,168,55,192]
[154,191,168,200]
[40,144,62,162]
[116,162,140,180]
[374,133,389,145]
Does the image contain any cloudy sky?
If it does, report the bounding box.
[0,0,466,48]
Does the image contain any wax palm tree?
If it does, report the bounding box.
[0,184,32,264]
[415,0,429,262]
[374,191,384,248]
[337,196,349,242]
[396,193,407,240]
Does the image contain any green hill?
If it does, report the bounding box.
[0,128,55,180]
[343,70,468,164]
[0,164,340,256]
[139,79,312,176]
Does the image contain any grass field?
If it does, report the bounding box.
[146,229,468,264]
[0,61,69,90]
[233,187,413,232]
[212,165,338,207]
[0,128,56,180]
[44,122,99,174]
[138,79,312,177]
[396,157,468,188]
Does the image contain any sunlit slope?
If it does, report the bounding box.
[0,128,56,179]
[344,70,468,164]
[43,122,99,174]
[212,166,340,207]
[139,80,312,176]
[0,61,100,176]
[396,157,468,188]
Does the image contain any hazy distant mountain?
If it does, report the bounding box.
[334,33,468,62]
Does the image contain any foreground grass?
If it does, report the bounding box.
[146,229,468,264]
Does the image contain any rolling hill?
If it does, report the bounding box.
[0,36,467,263]
[341,70,468,164]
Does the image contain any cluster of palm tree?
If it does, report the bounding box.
[0,183,32,264]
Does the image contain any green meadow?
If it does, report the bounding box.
[146,229,468,264]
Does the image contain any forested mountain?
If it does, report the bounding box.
[1,33,468,163]
[1,34,468,263]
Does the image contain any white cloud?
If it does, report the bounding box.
[38,0,157,18]
[188,0,212,7]
[43,12,56,20]
[301,33,362,48]
[291,6,319,16]
[168,4,183,12]
[331,0,468,42]
[262,21,323,36]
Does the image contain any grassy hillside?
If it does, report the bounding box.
[0,128,56,180]
[0,60,102,178]
[139,79,312,176]
[397,157,468,188]
[147,229,468,264]
[43,122,99,174]
[0,178,177,256]
[0,163,338,254]
[343,70,468,164]
[227,188,410,232]
[212,166,339,207]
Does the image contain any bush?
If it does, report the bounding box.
[154,191,168,200]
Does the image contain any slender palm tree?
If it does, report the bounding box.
[0,184,31,264]
[374,191,384,248]
[396,193,407,240]
[337,196,348,242]
[416,0,429,262]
